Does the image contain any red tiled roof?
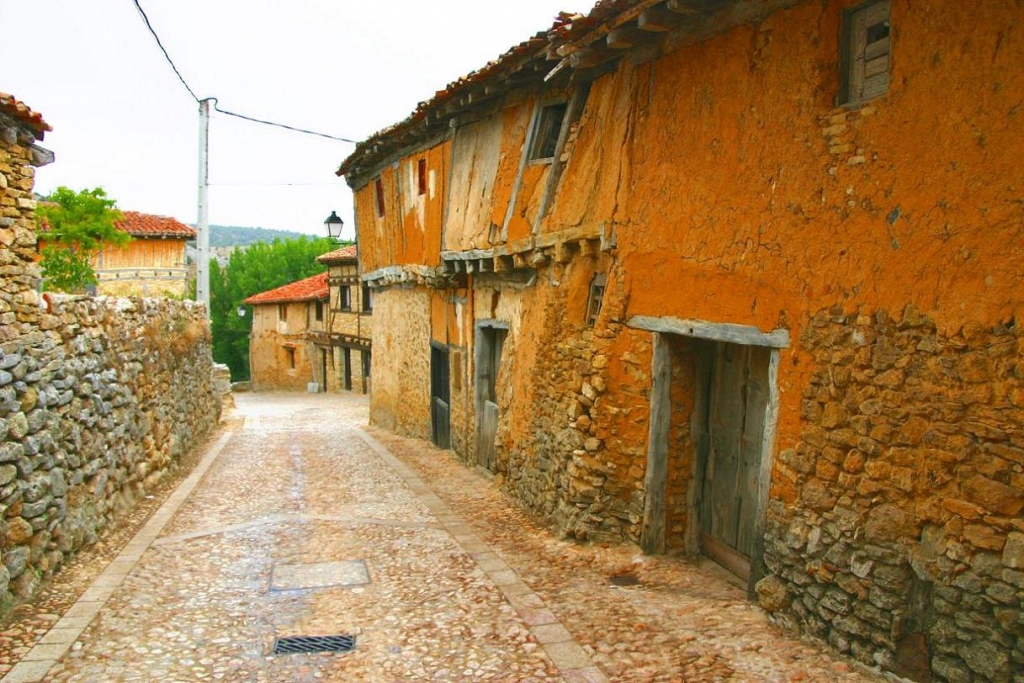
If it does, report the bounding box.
[243,272,328,305]
[337,1,634,179]
[0,93,52,136]
[116,211,196,239]
[317,244,358,264]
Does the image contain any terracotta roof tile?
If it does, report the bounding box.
[337,0,639,179]
[0,93,52,135]
[243,272,328,305]
[317,245,358,264]
[115,211,197,238]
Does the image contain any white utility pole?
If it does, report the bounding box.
[196,98,211,316]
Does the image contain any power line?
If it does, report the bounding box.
[129,0,355,144]
[212,100,358,144]
[130,0,198,102]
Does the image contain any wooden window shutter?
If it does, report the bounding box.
[841,0,890,105]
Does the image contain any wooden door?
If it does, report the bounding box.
[699,342,770,582]
[342,347,352,391]
[476,327,506,471]
[430,344,451,449]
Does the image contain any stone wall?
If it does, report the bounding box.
[758,306,1023,682]
[0,295,219,607]
[368,286,430,439]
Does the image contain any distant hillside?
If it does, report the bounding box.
[190,224,309,248]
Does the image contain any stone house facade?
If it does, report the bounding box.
[338,2,1023,681]
[312,245,373,394]
[243,273,328,391]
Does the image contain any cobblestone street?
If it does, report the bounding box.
[1,393,884,682]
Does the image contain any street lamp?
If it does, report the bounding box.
[237,305,246,317]
[324,211,344,241]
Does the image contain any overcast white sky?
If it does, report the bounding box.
[0,0,596,236]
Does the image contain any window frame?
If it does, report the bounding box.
[361,284,373,313]
[586,273,607,327]
[527,102,569,163]
[340,285,352,312]
[278,303,288,322]
[417,158,428,196]
[374,177,386,217]
[838,0,891,107]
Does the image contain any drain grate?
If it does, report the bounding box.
[272,634,356,655]
[609,573,641,586]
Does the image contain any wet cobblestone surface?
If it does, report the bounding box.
[1,393,886,682]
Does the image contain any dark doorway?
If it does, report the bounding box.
[342,347,352,391]
[430,343,451,448]
[361,350,371,394]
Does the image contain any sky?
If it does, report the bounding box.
[0,0,597,236]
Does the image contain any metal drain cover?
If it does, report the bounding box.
[272,634,356,655]
[609,573,641,586]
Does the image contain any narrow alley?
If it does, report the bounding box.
[2,393,882,682]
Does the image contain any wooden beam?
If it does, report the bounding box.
[641,332,671,555]
[578,238,597,257]
[638,6,681,32]
[607,24,643,49]
[627,315,791,348]
[666,0,700,13]
[494,255,514,273]
[512,253,529,270]
[569,44,616,70]
[554,240,576,263]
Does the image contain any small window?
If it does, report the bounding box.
[362,284,373,313]
[417,158,427,196]
[340,286,352,311]
[586,273,606,326]
[839,0,891,106]
[374,177,386,217]
[278,303,288,322]
[315,299,324,322]
[285,347,296,369]
[528,102,568,161]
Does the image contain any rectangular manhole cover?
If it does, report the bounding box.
[272,634,356,655]
[270,560,370,591]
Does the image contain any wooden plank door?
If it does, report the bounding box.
[430,344,451,449]
[700,342,770,581]
[476,327,506,472]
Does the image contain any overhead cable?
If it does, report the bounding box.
[129,0,355,144]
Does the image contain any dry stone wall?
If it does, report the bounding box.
[759,306,1024,682]
[0,295,220,608]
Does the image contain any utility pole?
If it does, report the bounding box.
[196,98,211,316]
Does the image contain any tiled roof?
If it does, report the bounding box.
[37,208,197,239]
[317,244,358,264]
[116,211,197,239]
[338,0,746,182]
[243,272,329,305]
[0,93,52,136]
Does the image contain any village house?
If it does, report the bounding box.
[338,1,1023,681]
[312,245,373,393]
[92,211,196,296]
[243,272,328,390]
[37,209,196,297]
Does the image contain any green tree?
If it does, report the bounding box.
[35,186,129,293]
[209,236,335,380]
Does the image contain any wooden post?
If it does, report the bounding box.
[641,333,672,555]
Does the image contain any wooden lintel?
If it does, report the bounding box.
[638,6,680,32]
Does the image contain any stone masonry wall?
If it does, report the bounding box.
[496,258,655,545]
[759,306,1023,682]
[0,295,220,607]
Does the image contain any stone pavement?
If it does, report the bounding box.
[0,392,886,682]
